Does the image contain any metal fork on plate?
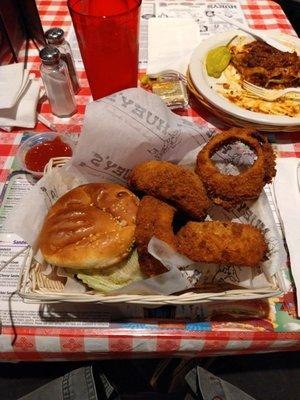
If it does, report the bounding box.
[243,81,300,101]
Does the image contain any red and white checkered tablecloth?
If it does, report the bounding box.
[0,0,300,361]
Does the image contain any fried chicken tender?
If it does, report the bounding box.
[176,221,267,268]
[195,128,276,209]
[135,196,177,276]
[128,160,210,220]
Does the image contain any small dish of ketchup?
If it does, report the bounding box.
[17,133,75,178]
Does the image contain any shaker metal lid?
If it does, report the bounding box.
[45,28,65,44]
[39,46,61,64]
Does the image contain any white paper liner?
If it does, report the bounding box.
[148,237,194,268]
[57,268,87,294]
[111,268,190,296]
[6,88,286,297]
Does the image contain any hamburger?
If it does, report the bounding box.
[38,183,145,293]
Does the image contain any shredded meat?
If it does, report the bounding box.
[231,40,300,88]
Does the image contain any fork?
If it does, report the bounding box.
[243,81,300,101]
[216,14,293,53]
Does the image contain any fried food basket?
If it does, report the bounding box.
[17,157,287,305]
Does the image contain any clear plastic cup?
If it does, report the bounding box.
[16,133,76,178]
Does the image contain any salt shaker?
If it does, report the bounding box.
[40,46,77,118]
[45,27,80,94]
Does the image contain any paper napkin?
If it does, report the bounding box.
[272,157,300,316]
[0,78,41,128]
[0,63,29,109]
[147,18,201,76]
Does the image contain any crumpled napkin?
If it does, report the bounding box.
[147,18,201,76]
[0,75,41,128]
[272,157,300,316]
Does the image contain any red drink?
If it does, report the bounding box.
[68,0,141,100]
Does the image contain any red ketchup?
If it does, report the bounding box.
[24,136,73,173]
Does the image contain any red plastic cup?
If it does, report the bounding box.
[68,0,141,100]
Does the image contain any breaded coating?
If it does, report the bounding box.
[195,128,276,209]
[128,160,210,220]
[135,196,177,276]
[250,131,276,183]
[176,221,268,268]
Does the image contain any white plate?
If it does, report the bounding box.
[189,30,300,128]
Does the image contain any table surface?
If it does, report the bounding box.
[0,0,300,362]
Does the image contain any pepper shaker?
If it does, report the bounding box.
[45,27,80,94]
[40,46,77,118]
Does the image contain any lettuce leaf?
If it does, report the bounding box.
[76,250,144,293]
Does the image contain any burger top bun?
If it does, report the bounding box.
[38,183,139,270]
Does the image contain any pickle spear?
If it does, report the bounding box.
[206,36,237,78]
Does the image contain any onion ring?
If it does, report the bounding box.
[195,128,276,209]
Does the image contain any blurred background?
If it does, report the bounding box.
[275,0,300,35]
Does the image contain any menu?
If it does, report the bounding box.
[156,0,247,34]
